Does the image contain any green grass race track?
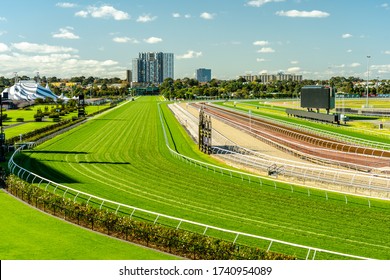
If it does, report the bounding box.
[11,96,390,259]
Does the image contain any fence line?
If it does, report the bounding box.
[170,102,390,197]
[228,101,390,150]
[5,104,373,260]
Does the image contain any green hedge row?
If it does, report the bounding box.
[5,175,295,260]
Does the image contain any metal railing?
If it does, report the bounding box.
[5,103,374,260]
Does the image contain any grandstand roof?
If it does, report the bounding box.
[2,80,58,101]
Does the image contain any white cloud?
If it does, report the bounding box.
[56,2,77,8]
[256,58,266,62]
[350,63,361,68]
[200,12,215,20]
[371,64,390,74]
[342,33,353,39]
[137,14,157,23]
[381,3,389,9]
[257,47,275,53]
[384,50,390,55]
[12,42,78,54]
[52,27,79,39]
[246,0,285,7]
[176,50,202,59]
[290,60,299,64]
[253,40,269,46]
[0,51,125,78]
[113,37,139,44]
[276,10,330,18]
[101,60,118,66]
[347,49,353,53]
[75,10,88,18]
[0,17,7,22]
[144,37,163,44]
[287,67,301,73]
[0,43,9,52]
[172,13,191,19]
[75,5,129,20]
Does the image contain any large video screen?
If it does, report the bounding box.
[301,86,334,110]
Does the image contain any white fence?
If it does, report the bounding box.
[170,102,390,198]
[5,104,375,260]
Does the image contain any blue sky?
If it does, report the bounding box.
[0,0,389,80]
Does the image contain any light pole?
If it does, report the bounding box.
[366,55,371,108]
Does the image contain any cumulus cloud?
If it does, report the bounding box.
[381,3,389,9]
[172,13,191,18]
[257,47,275,53]
[0,43,9,52]
[350,62,361,68]
[200,12,215,20]
[384,50,390,55]
[52,27,79,39]
[56,2,77,8]
[75,5,129,20]
[371,64,390,74]
[12,42,78,54]
[137,14,157,23]
[253,40,269,46]
[287,67,301,73]
[246,0,285,7]
[342,33,353,39]
[113,37,139,44]
[0,50,124,78]
[176,50,202,59]
[276,10,330,18]
[256,58,266,62]
[143,37,163,44]
[290,60,299,64]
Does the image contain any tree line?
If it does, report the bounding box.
[2,75,390,100]
[159,76,390,100]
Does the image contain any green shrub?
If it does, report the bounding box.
[4,175,295,260]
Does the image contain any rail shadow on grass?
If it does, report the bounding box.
[26,150,89,155]
[13,153,80,184]
[78,161,131,165]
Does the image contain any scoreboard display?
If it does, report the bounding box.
[300,86,335,110]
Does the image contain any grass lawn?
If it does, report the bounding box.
[0,190,179,260]
[12,96,390,260]
[3,104,111,140]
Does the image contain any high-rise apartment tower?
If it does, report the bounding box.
[132,52,174,84]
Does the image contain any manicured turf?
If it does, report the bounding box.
[4,104,111,140]
[13,96,390,259]
[0,190,179,260]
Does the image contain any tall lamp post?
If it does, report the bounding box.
[366,55,371,108]
[0,88,5,162]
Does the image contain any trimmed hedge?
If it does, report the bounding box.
[5,175,295,260]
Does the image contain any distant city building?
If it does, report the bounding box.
[241,73,303,83]
[132,52,174,84]
[196,68,212,82]
[126,70,132,83]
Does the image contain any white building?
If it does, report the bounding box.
[2,80,58,101]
